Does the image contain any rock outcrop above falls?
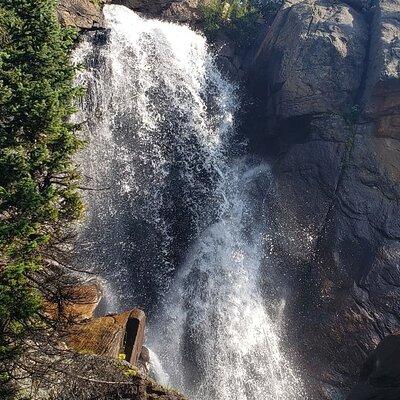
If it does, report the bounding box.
[246,0,400,398]
[57,0,105,29]
[363,0,400,137]
[112,0,201,22]
[251,0,368,122]
[56,0,202,29]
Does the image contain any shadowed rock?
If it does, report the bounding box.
[348,335,400,400]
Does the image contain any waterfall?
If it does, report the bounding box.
[74,4,303,399]
[73,4,236,312]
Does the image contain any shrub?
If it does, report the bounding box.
[201,0,282,48]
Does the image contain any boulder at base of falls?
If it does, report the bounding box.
[43,276,147,366]
[347,335,400,400]
[57,0,105,29]
[66,308,146,366]
[17,280,183,399]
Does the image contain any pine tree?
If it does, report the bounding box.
[0,0,83,390]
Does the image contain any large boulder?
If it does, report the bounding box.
[66,308,146,365]
[43,280,102,322]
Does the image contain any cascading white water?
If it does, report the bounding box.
[73,4,236,311]
[74,4,303,399]
[148,160,303,400]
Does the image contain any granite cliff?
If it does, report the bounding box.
[244,1,400,398]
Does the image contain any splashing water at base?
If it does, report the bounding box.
[148,160,303,400]
[74,4,304,399]
[148,348,170,386]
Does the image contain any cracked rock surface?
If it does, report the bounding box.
[246,1,400,399]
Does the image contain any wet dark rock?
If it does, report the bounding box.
[347,335,400,400]
[213,35,246,80]
[344,0,372,12]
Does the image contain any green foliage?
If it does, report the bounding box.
[201,0,258,47]
[0,0,83,384]
[123,367,137,378]
[116,359,138,378]
[90,0,104,9]
[201,0,281,48]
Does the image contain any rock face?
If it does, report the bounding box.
[57,0,105,29]
[252,0,368,122]
[363,0,400,138]
[245,0,400,398]
[347,335,400,400]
